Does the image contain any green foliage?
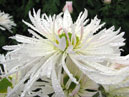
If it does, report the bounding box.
[42,0,61,14]
[0,78,12,93]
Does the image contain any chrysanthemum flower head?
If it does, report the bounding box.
[0,10,16,32]
[1,8,129,97]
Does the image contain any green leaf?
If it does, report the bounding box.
[0,78,12,93]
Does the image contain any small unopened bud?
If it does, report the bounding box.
[63,1,73,13]
[104,0,111,4]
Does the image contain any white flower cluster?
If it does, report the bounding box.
[0,10,16,32]
[0,8,129,97]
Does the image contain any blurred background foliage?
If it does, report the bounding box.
[0,0,129,55]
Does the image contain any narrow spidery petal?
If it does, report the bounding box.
[63,9,72,29]
[62,54,78,84]
[51,65,65,97]
[28,29,43,40]
[58,37,66,51]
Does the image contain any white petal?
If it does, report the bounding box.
[58,37,66,51]
[69,55,96,72]
[28,29,43,40]
[40,52,60,78]
[62,54,78,84]
[70,55,129,85]
[6,68,34,97]
[86,67,129,85]
[21,67,41,97]
[10,34,39,44]
[51,65,66,97]
[0,54,5,63]
[63,9,73,29]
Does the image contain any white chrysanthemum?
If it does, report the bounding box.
[0,10,16,32]
[1,8,129,97]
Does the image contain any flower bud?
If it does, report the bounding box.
[63,1,73,13]
[104,0,111,4]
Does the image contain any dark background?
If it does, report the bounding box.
[0,0,129,56]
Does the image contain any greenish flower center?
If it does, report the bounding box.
[57,32,80,49]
